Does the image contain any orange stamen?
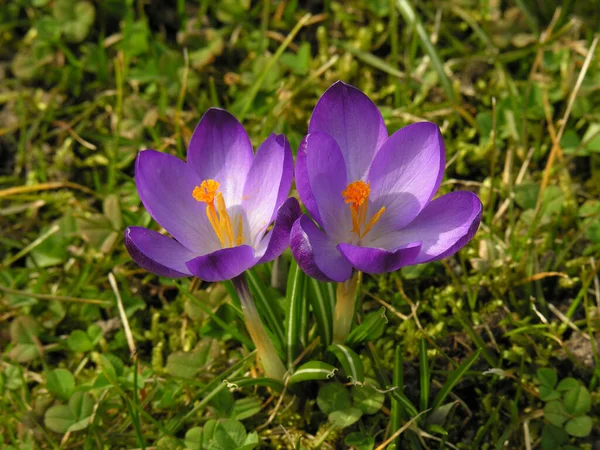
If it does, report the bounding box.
[192,179,243,248]
[341,180,385,239]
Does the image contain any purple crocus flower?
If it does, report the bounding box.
[291,81,482,282]
[124,108,300,282]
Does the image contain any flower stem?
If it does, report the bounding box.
[231,274,287,381]
[332,271,362,345]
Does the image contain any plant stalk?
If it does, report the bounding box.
[332,271,361,345]
[231,274,287,381]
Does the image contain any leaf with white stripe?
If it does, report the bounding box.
[285,261,307,368]
[307,279,334,346]
[328,344,364,384]
[288,361,338,385]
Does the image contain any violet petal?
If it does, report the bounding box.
[309,81,387,181]
[134,149,219,254]
[369,191,482,263]
[187,108,253,207]
[243,134,293,245]
[256,197,302,263]
[185,245,256,282]
[124,226,195,278]
[290,215,353,282]
[337,242,421,274]
[368,122,445,236]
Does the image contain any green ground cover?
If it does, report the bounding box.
[1,1,600,448]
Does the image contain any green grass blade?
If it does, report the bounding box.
[307,278,334,347]
[390,345,403,447]
[237,13,312,120]
[419,337,430,412]
[224,376,285,391]
[431,349,481,411]
[285,261,307,368]
[395,0,456,103]
[246,268,285,347]
[346,307,387,346]
[455,312,497,367]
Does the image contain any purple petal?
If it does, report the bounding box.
[135,149,219,254]
[290,215,353,282]
[337,242,421,274]
[185,245,256,282]
[369,191,482,264]
[256,198,302,263]
[303,132,352,242]
[309,81,387,181]
[243,134,293,244]
[367,122,446,236]
[124,227,195,278]
[187,108,253,207]
[295,136,322,226]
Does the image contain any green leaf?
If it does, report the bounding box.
[344,432,375,450]
[346,307,387,346]
[46,369,75,401]
[563,383,591,416]
[328,407,363,428]
[317,382,351,415]
[352,382,384,415]
[536,368,558,388]
[539,385,560,402]
[45,405,75,434]
[166,351,209,380]
[53,0,95,43]
[432,349,481,411]
[327,344,365,384]
[224,376,284,391]
[231,397,262,421]
[285,262,307,367]
[67,330,93,352]
[67,392,94,432]
[184,427,203,450]
[541,423,568,450]
[214,419,247,449]
[544,400,569,427]
[564,415,592,437]
[556,377,579,392]
[288,361,337,385]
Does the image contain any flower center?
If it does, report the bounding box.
[341,180,385,239]
[192,179,243,248]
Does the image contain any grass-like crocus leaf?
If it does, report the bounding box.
[431,349,481,412]
[246,268,285,347]
[224,376,285,392]
[285,261,307,368]
[346,307,387,346]
[289,361,338,385]
[419,337,430,413]
[327,344,364,385]
[307,279,334,347]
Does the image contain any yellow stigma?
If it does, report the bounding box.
[341,180,385,239]
[192,179,243,248]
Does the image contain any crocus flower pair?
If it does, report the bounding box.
[125,81,482,286]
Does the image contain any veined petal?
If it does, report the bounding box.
[256,197,302,263]
[185,245,256,282]
[243,134,293,244]
[295,136,323,226]
[309,81,387,181]
[337,242,421,274]
[304,132,352,242]
[187,108,253,207]
[368,122,445,235]
[134,149,219,254]
[368,191,482,263]
[124,227,195,278]
[290,215,353,282]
